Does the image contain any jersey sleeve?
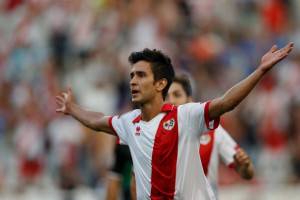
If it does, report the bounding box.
[178,101,220,136]
[108,115,129,145]
[216,126,238,166]
[115,137,127,145]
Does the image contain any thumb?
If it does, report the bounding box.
[67,87,73,96]
[269,45,277,53]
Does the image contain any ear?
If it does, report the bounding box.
[155,78,168,92]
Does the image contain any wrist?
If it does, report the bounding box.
[67,102,76,115]
[257,64,272,75]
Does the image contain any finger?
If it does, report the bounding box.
[56,96,65,102]
[286,42,294,54]
[55,98,64,106]
[234,154,241,164]
[274,48,290,61]
[56,108,64,113]
[239,153,249,160]
[236,149,244,155]
[241,159,250,167]
[269,45,277,53]
[287,47,293,54]
[277,51,290,60]
[239,156,249,163]
[280,42,294,54]
[286,42,294,49]
[62,92,68,99]
[235,150,245,159]
[56,104,66,112]
[235,154,249,164]
[67,87,72,95]
[55,95,65,102]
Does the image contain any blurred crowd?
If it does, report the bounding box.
[0,0,300,198]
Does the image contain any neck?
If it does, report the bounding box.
[140,96,164,121]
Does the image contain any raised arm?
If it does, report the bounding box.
[208,43,294,120]
[55,88,114,134]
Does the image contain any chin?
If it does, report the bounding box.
[131,98,140,104]
[131,97,145,105]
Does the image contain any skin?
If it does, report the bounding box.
[106,177,121,200]
[55,43,293,198]
[129,61,168,121]
[166,82,192,106]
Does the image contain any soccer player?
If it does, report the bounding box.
[55,43,293,200]
[167,75,254,196]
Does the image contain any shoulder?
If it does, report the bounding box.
[178,102,204,112]
[178,102,202,108]
[117,109,141,121]
[177,102,207,120]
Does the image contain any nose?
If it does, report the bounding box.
[130,74,137,86]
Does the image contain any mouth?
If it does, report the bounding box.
[131,89,140,96]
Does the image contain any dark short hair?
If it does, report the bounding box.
[173,75,192,97]
[128,48,175,100]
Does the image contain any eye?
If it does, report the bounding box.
[130,72,134,79]
[136,71,146,77]
[174,92,182,98]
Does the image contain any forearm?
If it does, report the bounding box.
[210,68,265,119]
[130,174,137,200]
[69,103,106,131]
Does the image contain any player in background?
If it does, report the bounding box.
[167,75,254,195]
[55,43,293,200]
[106,142,133,200]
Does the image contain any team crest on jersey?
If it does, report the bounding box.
[200,134,211,145]
[135,126,141,136]
[163,118,175,131]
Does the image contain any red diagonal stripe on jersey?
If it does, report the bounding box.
[150,107,178,199]
[200,130,215,176]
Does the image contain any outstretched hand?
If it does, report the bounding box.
[259,42,294,73]
[55,88,74,115]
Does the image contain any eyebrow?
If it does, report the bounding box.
[130,70,147,77]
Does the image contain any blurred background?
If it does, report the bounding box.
[0,0,300,199]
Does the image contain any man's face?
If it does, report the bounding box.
[167,82,191,106]
[130,61,157,104]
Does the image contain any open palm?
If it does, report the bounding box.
[259,42,293,73]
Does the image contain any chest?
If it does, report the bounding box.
[129,112,179,160]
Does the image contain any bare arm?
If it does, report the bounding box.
[131,173,137,200]
[234,148,254,180]
[56,88,115,135]
[208,43,294,119]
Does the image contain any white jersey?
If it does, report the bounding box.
[109,102,219,200]
[199,126,238,196]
